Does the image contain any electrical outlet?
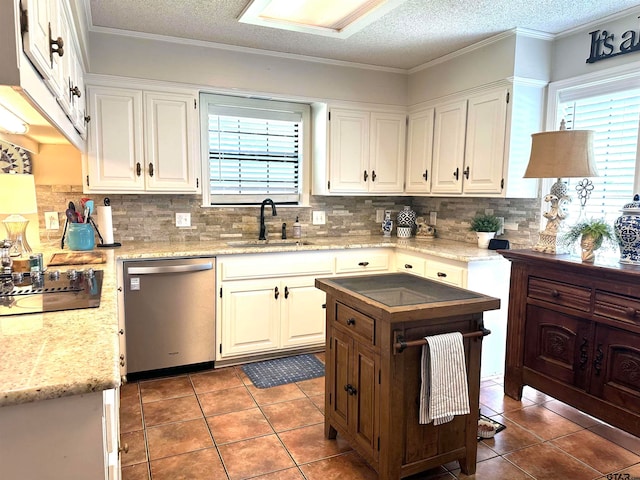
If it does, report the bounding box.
[45,212,59,230]
[175,213,191,227]
[376,209,385,223]
[429,211,437,225]
[497,217,505,235]
[312,211,326,225]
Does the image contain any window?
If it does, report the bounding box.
[200,93,310,205]
[548,68,640,224]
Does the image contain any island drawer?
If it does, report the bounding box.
[595,290,640,326]
[335,302,375,345]
[527,277,591,312]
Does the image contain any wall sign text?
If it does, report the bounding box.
[587,18,640,64]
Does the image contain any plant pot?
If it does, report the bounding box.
[476,232,495,249]
[580,233,601,263]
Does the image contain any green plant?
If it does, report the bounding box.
[561,218,614,249]
[470,213,501,232]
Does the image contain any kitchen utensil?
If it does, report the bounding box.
[65,209,77,223]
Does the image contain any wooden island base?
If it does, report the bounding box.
[316,273,499,479]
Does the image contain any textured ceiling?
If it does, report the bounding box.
[88,0,640,70]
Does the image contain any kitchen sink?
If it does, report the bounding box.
[227,240,314,248]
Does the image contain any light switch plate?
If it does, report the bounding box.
[376,209,385,223]
[312,211,326,225]
[429,211,437,225]
[45,212,59,230]
[176,213,191,227]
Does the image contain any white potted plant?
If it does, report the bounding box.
[470,213,501,248]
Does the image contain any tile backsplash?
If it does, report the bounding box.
[35,186,541,248]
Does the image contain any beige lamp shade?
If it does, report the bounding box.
[0,173,38,214]
[523,130,598,179]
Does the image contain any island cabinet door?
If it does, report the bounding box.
[523,305,592,391]
[590,325,640,412]
[352,341,379,461]
[328,329,351,432]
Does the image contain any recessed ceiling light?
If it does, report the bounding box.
[238,0,408,38]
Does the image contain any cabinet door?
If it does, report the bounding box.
[463,89,508,194]
[352,341,379,460]
[329,109,369,193]
[369,112,405,193]
[524,305,592,391]
[431,100,467,194]
[280,276,326,348]
[103,388,121,480]
[590,325,640,412]
[22,0,56,79]
[327,328,352,432]
[47,0,69,108]
[86,87,144,191]
[70,50,87,138]
[144,92,199,192]
[220,279,280,357]
[405,108,434,194]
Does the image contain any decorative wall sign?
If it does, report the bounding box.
[0,141,32,174]
[587,18,640,64]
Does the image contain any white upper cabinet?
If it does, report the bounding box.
[22,0,57,80]
[431,99,467,194]
[85,84,200,194]
[404,107,434,194]
[324,107,406,194]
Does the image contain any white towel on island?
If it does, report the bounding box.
[419,332,470,425]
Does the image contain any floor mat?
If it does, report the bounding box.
[242,354,325,389]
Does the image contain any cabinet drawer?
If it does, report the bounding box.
[395,252,426,276]
[595,291,640,326]
[335,303,375,345]
[219,252,334,280]
[424,260,465,287]
[527,277,591,312]
[335,250,389,274]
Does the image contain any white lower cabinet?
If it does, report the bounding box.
[0,388,121,480]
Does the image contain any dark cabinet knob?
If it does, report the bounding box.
[136,162,141,176]
[284,286,289,299]
[148,162,154,177]
[358,261,369,267]
[453,167,459,180]
[405,264,413,269]
[274,286,279,300]
[346,318,356,326]
[625,307,638,317]
[437,272,447,277]
[551,289,560,298]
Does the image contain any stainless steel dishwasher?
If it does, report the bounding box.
[123,257,215,375]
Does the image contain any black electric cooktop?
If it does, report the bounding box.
[0,269,103,317]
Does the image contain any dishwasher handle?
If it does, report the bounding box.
[127,262,213,275]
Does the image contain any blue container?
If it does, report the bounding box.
[67,223,95,251]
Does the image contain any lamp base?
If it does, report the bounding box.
[3,216,32,257]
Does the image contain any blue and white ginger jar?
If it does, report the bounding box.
[614,194,640,265]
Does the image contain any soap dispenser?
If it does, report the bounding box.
[293,217,302,239]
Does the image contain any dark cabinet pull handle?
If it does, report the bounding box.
[148,163,154,177]
[453,167,459,180]
[579,337,588,369]
[49,24,64,61]
[422,170,428,181]
[405,264,413,269]
[136,162,141,176]
[463,166,470,179]
[593,344,604,376]
[358,261,369,267]
[363,170,368,181]
[70,86,81,98]
[322,303,326,309]
[274,286,279,300]
[346,318,356,326]
[344,384,357,396]
[437,272,447,277]
[284,286,289,299]
[371,170,376,182]
[551,289,560,298]
[84,114,91,124]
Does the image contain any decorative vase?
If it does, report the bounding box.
[579,233,600,263]
[614,194,640,265]
[476,232,495,249]
[382,212,393,237]
[397,206,416,236]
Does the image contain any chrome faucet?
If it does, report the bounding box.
[259,198,277,240]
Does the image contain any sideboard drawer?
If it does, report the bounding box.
[527,277,591,312]
[335,302,375,345]
[595,290,640,326]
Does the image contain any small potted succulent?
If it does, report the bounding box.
[561,218,614,263]
[470,213,501,248]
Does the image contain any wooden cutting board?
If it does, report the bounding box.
[48,251,106,266]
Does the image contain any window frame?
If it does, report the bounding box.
[542,61,640,226]
[199,93,311,207]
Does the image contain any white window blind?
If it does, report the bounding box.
[201,94,308,205]
[560,88,640,223]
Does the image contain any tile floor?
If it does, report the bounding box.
[120,353,640,480]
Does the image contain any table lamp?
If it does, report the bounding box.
[0,173,38,257]
[523,121,597,254]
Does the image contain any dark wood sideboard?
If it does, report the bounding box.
[500,250,640,437]
[315,273,499,479]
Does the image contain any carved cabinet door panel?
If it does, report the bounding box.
[524,305,593,391]
[590,325,640,413]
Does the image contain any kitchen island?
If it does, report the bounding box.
[316,273,500,479]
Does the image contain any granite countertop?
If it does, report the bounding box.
[0,236,503,408]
